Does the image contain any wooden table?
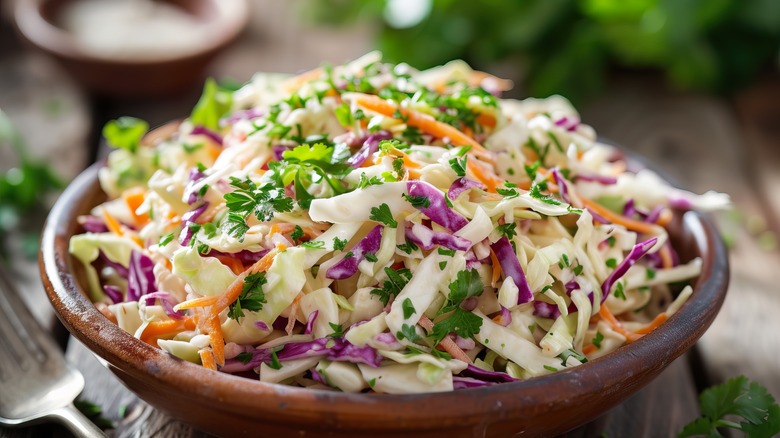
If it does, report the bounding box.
[2,1,779,437]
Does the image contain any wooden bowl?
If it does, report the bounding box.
[14,0,247,97]
[39,158,729,437]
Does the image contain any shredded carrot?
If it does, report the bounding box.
[489,249,501,287]
[467,159,501,193]
[206,315,225,367]
[139,317,197,346]
[598,305,642,343]
[656,208,673,227]
[281,67,324,92]
[476,113,497,128]
[634,312,668,335]
[215,255,245,275]
[123,187,149,226]
[350,93,495,164]
[581,197,658,235]
[199,349,217,370]
[210,250,278,317]
[659,245,674,269]
[418,315,472,364]
[285,293,303,335]
[582,344,597,355]
[95,302,117,324]
[102,209,124,236]
[173,295,219,312]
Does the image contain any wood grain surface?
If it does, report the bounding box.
[2,1,779,437]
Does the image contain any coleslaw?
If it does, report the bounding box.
[70,52,729,394]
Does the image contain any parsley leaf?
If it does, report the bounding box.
[223,177,294,239]
[369,203,398,228]
[497,222,517,240]
[357,173,383,189]
[402,298,416,319]
[680,376,780,438]
[431,308,482,345]
[327,322,344,338]
[228,272,267,320]
[592,332,604,349]
[102,117,148,154]
[332,237,348,251]
[449,155,468,177]
[302,240,325,249]
[158,233,174,247]
[396,323,421,342]
[190,78,233,131]
[613,282,626,300]
[236,352,253,364]
[397,240,419,254]
[291,225,304,242]
[438,268,484,315]
[529,183,561,205]
[402,193,431,208]
[371,267,412,306]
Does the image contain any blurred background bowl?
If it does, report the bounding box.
[13,0,248,98]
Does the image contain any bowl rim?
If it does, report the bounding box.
[40,159,729,431]
[14,0,249,65]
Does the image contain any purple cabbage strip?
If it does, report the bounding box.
[273,337,382,368]
[575,173,617,185]
[347,131,392,168]
[564,280,580,294]
[181,202,209,224]
[453,376,497,390]
[551,168,571,204]
[496,305,512,327]
[404,222,471,252]
[645,206,663,224]
[668,196,694,210]
[191,126,223,146]
[254,320,270,331]
[601,237,658,303]
[490,237,533,304]
[97,250,129,278]
[459,364,519,383]
[141,291,184,320]
[554,116,580,132]
[304,310,318,335]
[587,208,611,224]
[326,225,383,280]
[220,348,273,373]
[447,177,486,200]
[185,168,206,205]
[623,198,636,218]
[220,108,265,127]
[533,301,561,319]
[272,145,293,161]
[373,332,401,349]
[102,285,123,304]
[127,250,157,302]
[310,369,327,385]
[406,181,469,231]
[80,215,108,233]
[464,251,483,270]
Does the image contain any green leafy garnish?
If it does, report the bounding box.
[449,155,468,177]
[158,233,175,247]
[102,117,149,154]
[190,78,233,131]
[327,322,344,338]
[613,282,626,300]
[357,173,383,189]
[369,203,398,228]
[228,272,268,320]
[431,308,483,345]
[332,236,348,251]
[370,267,412,306]
[236,352,253,364]
[396,323,421,342]
[438,268,484,315]
[223,177,294,239]
[402,193,431,208]
[430,269,484,344]
[397,240,419,254]
[591,331,604,349]
[402,298,416,319]
[679,376,780,438]
[497,222,517,240]
[291,225,304,242]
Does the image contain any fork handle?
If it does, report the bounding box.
[48,404,107,438]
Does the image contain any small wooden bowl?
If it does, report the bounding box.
[39,152,729,437]
[14,0,247,97]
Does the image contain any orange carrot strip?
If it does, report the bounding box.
[214,255,245,275]
[656,208,673,227]
[206,315,225,367]
[350,93,495,163]
[582,344,597,355]
[173,295,219,312]
[659,245,674,269]
[281,67,324,92]
[102,209,124,236]
[418,315,472,364]
[466,159,501,193]
[489,249,501,287]
[123,187,149,226]
[598,305,642,343]
[139,317,197,346]
[581,197,658,235]
[476,113,497,128]
[210,250,278,316]
[634,313,668,335]
[199,349,217,371]
[285,294,302,335]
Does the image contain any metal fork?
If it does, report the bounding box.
[0,266,105,437]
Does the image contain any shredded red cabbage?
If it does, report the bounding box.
[220,108,264,127]
[453,376,497,389]
[271,337,382,367]
[495,305,512,327]
[490,237,533,304]
[346,131,392,168]
[304,310,318,335]
[254,320,270,331]
[326,225,383,280]
[141,291,184,319]
[97,250,129,278]
[600,237,658,303]
[404,222,471,252]
[127,250,157,302]
[102,285,123,304]
[459,364,519,383]
[447,177,485,200]
[406,181,469,231]
[191,126,223,146]
[575,173,617,185]
[79,215,109,233]
[207,248,270,264]
[551,168,571,204]
[554,116,580,132]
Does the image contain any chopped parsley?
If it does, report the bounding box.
[497,222,517,240]
[449,155,468,177]
[431,269,484,344]
[397,240,419,254]
[396,323,421,342]
[369,203,398,228]
[592,331,604,349]
[228,272,268,320]
[302,240,325,249]
[332,237,348,251]
[236,352,253,364]
[606,258,618,268]
[437,248,456,257]
[370,267,412,306]
[402,298,416,319]
[327,323,344,338]
[223,176,294,239]
[267,350,283,370]
[613,282,626,300]
[291,225,304,242]
[646,268,656,280]
[158,233,174,247]
[402,193,431,208]
[573,265,584,276]
[357,173,383,189]
[365,252,378,262]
